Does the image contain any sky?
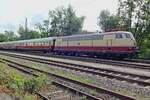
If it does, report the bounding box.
[0,0,118,33]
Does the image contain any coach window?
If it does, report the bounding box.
[37,42,39,46]
[99,35,104,40]
[115,34,123,39]
[44,42,46,45]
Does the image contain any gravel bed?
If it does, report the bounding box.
[1,55,150,100]
[39,83,81,100]
[1,51,150,76]
[0,56,89,100]
[56,78,118,100]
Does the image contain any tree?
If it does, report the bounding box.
[118,0,150,58]
[49,5,85,36]
[18,26,27,40]
[0,34,7,42]
[117,0,136,31]
[118,0,150,45]
[18,25,40,39]
[4,31,18,41]
[98,10,119,32]
[27,30,40,39]
[35,20,51,38]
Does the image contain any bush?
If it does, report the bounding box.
[139,44,150,59]
[0,62,48,98]
[24,74,47,94]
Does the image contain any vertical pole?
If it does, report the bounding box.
[25,17,27,33]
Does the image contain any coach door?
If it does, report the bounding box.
[51,39,56,52]
[105,35,112,47]
[105,35,112,51]
[107,40,112,47]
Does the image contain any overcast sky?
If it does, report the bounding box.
[0,0,118,33]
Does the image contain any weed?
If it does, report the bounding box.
[90,89,97,96]
[24,74,47,94]
[0,62,48,99]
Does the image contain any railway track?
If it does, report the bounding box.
[0,51,150,87]
[0,58,102,100]
[0,56,136,100]
[124,59,150,64]
[47,54,150,70]
[4,50,150,70]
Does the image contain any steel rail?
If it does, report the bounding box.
[0,58,136,100]
[1,52,150,86]
[0,51,150,70]
[0,60,102,100]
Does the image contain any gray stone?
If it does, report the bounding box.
[0,93,12,100]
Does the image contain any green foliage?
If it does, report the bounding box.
[18,26,27,39]
[90,90,97,96]
[35,20,51,38]
[116,0,150,59]
[80,96,87,100]
[4,31,18,41]
[0,31,18,42]
[0,63,11,85]
[98,10,119,32]
[18,25,40,40]
[27,30,40,39]
[0,34,7,42]
[0,63,25,95]
[24,74,47,94]
[138,34,150,59]
[48,5,85,36]
[0,63,47,98]
[7,70,24,93]
[23,94,36,100]
[117,0,136,31]
[35,5,85,37]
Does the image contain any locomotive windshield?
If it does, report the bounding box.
[126,32,135,40]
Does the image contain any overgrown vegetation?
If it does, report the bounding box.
[0,62,47,99]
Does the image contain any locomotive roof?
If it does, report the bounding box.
[57,31,132,39]
[0,31,132,44]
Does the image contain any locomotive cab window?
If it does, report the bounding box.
[115,34,123,39]
[125,34,131,38]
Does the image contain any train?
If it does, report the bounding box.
[0,31,138,58]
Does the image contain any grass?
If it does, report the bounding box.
[0,60,48,100]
